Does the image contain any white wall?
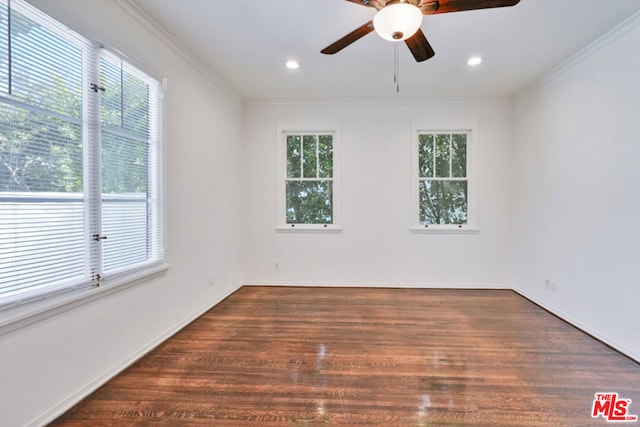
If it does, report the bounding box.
[0,1,244,426]
[243,100,514,288]
[513,16,640,361]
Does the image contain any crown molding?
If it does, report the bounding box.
[243,96,512,107]
[516,10,640,102]
[114,0,242,106]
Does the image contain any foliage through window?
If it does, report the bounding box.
[0,0,164,307]
[418,132,469,225]
[285,133,333,225]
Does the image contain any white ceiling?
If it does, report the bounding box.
[131,0,640,101]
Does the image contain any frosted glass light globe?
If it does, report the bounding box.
[373,3,423,42]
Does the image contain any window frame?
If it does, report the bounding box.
[0,0,167,332]
[276,124,341,233]
[410,124,478,234]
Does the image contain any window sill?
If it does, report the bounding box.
[0,263,169,336]
[410,226,479,235]
[276,225,343,234]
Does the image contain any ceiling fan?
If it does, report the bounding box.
[321,0,521,62]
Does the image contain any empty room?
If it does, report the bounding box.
[1,0,639,426]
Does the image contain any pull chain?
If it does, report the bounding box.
[394,42,399,93]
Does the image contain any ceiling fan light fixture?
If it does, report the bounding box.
[373,2,423,42]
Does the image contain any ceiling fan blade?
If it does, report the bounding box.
[418,0,520,15]
[321,21,375,55]
[405,29,435,62]
[345,0,385,10]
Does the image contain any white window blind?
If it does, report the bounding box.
[99,51,163,277]
[0,0,164,308]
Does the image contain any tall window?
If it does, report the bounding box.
[99,51,163,274]
[0,0,163,308]
[278,128,340,231]
[414,130,473,230]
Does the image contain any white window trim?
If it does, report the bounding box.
[276,124,342,233]
[410,123,479,234]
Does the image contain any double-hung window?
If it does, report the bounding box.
[412,129,475,232]
[0,0,164,311]
[277,127,340,231]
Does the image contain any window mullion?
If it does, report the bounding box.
[7,0,12,95]
[299,134,304,178]
[449,133,453,178]
[119,60,124,128]
[315,134,320,178]
[84,42,103,285]
[431,135,436,179]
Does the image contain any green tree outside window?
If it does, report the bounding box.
[285,133,333,224]
[418,132,468,225]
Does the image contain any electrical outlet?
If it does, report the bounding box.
[208,274,215,287]
[274,262,280,271]
[551,281,558,292]
[545,279,551,290]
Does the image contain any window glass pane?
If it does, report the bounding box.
[102,131,147,194]
[100,54,161,275]
[302,135,317,178]
[435,134,451,178]
[122,69,149,138]
[0,2,8,94]
[418,134,434,178]
[100,49,162,275]
[0,103,85,294]
[451,134,467,178]
[286,180,332,224]
[0,193,85,297]
[11,8,82,118]
[102,193,148,271]
[100,57,122,127]
[0,0,86,304]
[286,135,301,178]
[101,130,148,272]
[318,134,333,178]
[0,103,82,192]
[419,180,467,225]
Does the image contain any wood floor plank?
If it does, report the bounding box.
[49,287,640,426]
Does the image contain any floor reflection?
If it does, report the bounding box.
[416,351,468,424]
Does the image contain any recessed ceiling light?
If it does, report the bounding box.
[467,56,483,66]
[286,60,300,70]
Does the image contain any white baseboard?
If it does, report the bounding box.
[30,282,243,427]
[513,288,639,364]
[243,281,512,289]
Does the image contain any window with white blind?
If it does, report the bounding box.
[0,0,164,311]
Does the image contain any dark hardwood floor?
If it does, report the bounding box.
[50,287,640,426]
